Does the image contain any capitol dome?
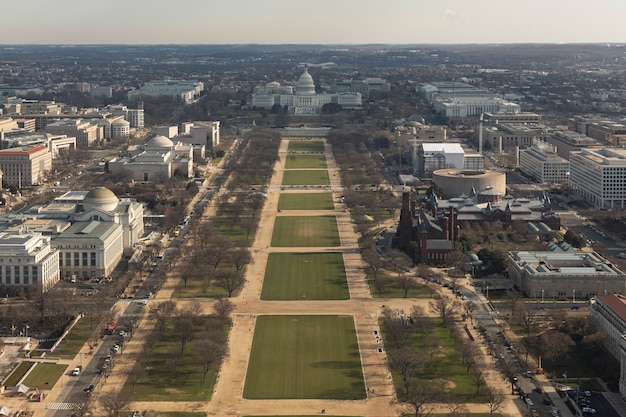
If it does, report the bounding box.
[146,135,174,148]
[83,187,119,212]
[296,68,316,95]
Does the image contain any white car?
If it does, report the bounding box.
[111,344,120,352]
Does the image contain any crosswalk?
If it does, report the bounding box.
[46,403,77,410]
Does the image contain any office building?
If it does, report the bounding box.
[128,80,204,103]
[519,140,570,184]
[545,130,600,160]
[0,144,51,187]
[508,251,626,299]
[570,147,626,209]
[45,119,103,147]
[589,294,626,398]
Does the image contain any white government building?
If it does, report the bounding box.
[252,68,362,115]
[411,142,484,177]
[0,186,144,294]
[108,135,194,181]
[589,294,626,398]
[0,233,60,294]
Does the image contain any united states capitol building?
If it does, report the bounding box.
[251,68,362,115]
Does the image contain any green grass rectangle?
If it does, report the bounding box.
[53,317,95,359]
[282,170,330,186]
[22,363,67,391]
[277,193,334,210]
[262,253,349,300]
[288,141,325,152]
[3,361,35,387]
[271,216,340,247]
[244,315,365,399]
[285,155,327,169]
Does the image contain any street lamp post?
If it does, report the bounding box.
[573,289,576,304]
[541,289,544,303]
[486,285,489,299]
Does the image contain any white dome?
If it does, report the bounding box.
[83,187,119,212]
[296,68,316,95]
[146,135,174,148]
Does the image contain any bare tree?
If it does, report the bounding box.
[175,316,194,355]
[389,345,424,395]
[214,270,245,297]
[361,247,386,295]
[397,274,416,298]
[539,330,575,360]
[150,300,177,332]
[464,301,477,325]
[410,305,433,337]
[386,249,413,275]
[231,247,251,272]
[194,337,226,384]
[485,387,505,416]
[405,379,442,417]
[423,336,441,363]
[70,392,92,417]
[205,234,234,275]
[429,294,460,327]
[382,307,414,349]
[213,296,234,322]
[100,391,132,417]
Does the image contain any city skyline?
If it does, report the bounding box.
[2,0,626,45]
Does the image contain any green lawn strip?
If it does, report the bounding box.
[288,141,325,152]
[271,216,340,247]
[22,363,67,391]
[388,320,488,403]
[262,253,349,300]
[365,271,434,299]
[282,170,330,186]
[3,361,35,387]
[244,315,365,399]
[53,317,96,359]
[278,193,334,210]
[124,317,227,401]
[285,155,327,169]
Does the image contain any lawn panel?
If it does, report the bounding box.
[285,155,327,169]
[278,193,334,210]
[244,315,365,399]
[282,170,330,186]
[271,216,340,247]
[262,253,349,300]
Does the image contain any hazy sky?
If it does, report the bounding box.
[2,0,626,44]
